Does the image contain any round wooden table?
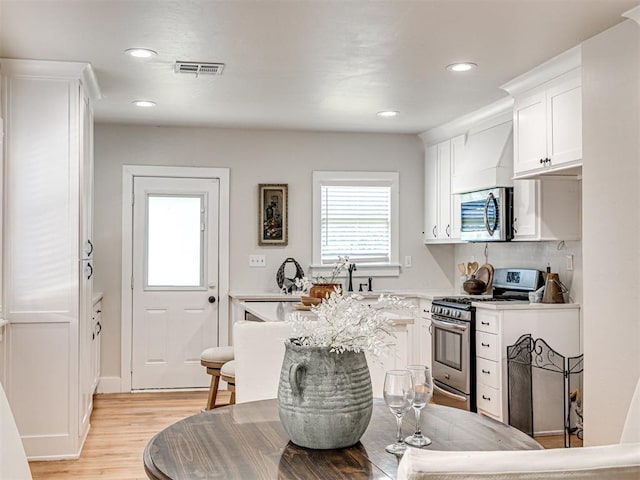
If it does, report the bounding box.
[144,398,541,480]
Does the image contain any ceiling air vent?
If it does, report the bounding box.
[174,62,225,76]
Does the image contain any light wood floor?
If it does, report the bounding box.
[29,391,577,479]
[29,390,230,480]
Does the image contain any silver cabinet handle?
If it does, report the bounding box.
[87,239,94,256]
[481,342,490,347]
[481,369,491,374]
[445,224,451,237]
[481,321,490,326]
[87,263,93,280]
[432,225,437,238]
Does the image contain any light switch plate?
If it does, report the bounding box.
[249,255,266,267]
[404,255,412,268]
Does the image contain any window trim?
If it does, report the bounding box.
[310,171,400,278]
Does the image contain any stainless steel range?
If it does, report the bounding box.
[430,268,545,412]
[431,297,477,412]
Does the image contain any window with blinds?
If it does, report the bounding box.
[320,184,391,264]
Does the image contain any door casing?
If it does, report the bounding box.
[120,165,230,393]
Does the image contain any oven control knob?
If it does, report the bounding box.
[443,308,449,316]
[455,311,461,318]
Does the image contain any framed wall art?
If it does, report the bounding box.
[258,183,288,245]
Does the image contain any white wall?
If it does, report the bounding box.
[93,125,455,383]
[582,19,640,445]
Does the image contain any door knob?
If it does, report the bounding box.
[208,296,216,304]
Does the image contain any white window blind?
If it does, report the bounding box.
[320,184,391,264]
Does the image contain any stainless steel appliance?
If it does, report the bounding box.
[460,187,513,242]
[431,298,476,411]
[430,268,544,412]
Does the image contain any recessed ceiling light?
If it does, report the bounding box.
[132,100,156,108]
[125,48,157,58]
[377,111,399,117]
[446,62,478,72]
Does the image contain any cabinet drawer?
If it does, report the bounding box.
[476,332,498,361]
[477,383,501,418]
[476,312,499,334]
[476,357,499,390]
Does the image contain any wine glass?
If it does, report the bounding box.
[404,365,433,447]
[383,370,415,455]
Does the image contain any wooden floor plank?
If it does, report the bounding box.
[29,390,231,480]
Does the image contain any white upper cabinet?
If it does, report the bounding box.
[503,46,582,179]
[423,135,464,243]
[513,70,582,177]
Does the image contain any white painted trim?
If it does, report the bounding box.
[311,171,400,275]
[120,165,230,393]
[419,97,513,145]
[500,45,582,96]
[623,5,640,25]
[95,376,121,394]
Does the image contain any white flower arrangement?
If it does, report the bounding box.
[288,288,416,358]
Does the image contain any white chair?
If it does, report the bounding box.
[397,377,640,480]
[1,381,32,480]
[233,320,293,404]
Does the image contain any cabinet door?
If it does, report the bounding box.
[449,136,465,240]
[424,145,438,241]
[92,301,102,391]
[513,179,539,240]
[513,90,547,176]
[417,302,432,370]
[436,141,452,239]
[547,75,582,167]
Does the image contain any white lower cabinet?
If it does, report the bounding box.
[475,305,581,435]
[414,300,432,369]
[367,326,409,398]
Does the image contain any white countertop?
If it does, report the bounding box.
[472,301,580,310]
[240,300,415,325]
[230,291,580,309]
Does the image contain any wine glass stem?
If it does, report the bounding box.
[395,416,404,443]
[414,408,422,435]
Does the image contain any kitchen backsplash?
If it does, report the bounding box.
[454,240,582,304]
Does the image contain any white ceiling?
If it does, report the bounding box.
[1,0,637,134]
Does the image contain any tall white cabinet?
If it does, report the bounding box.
[423,135,464,243]
[0,59,100,459]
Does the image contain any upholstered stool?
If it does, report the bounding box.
[200,346,234,410]
[220,360,236,406]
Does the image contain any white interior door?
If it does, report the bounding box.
[132,176,219,390]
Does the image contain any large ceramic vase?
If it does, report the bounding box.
[277,340,373,449]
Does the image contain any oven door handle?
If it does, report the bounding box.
[431,318,468,332]
[434,383,468,403]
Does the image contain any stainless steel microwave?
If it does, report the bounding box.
[460,187,513,242]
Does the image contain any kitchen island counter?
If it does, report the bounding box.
[240,300,415,325]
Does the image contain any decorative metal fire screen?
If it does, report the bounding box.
[507,334,583,448]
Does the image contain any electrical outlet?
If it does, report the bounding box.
[249,255,266,267]
[566,255,574,271]
[404,255,412,268]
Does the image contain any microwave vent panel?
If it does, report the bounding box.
[174,62,225,76]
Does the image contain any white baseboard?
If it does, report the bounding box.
[96,376,122,393]
[96,376,215,393]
